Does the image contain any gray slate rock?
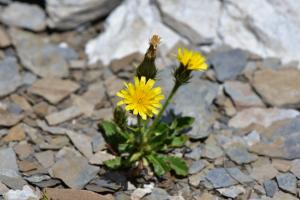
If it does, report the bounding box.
[0,148,18,171]
[0,57,22,97]
[0,2,46,31]
[206,168,237,188]
[225,143,257,164]
[144,188,169,200]
[46,0,121,30]
[209,49,247,82]
[263,180,278,198]
[189,160,206,174]
[276,173,297,194]
[10,28,69,78]
[227,168,253,184]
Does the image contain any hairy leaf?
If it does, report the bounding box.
[146,154,170,176]
[165,156,188,176]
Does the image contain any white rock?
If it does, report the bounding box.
[3,185,40,200]
[229,107,300,129]
[46,0,121,29]
[85,0,186,65]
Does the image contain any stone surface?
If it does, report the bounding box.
[145,187,169,200]
[272,159,291,172]
[49,150,99,189]
[290,159,300,179]
[228,107,299,129]
[250,164,278,183]
[0,57,22,97]
[14,142,33,160]
[2,124,26,142]
[224,81,264,109]
[227,168,253,184]
[46,106,82,125]
[263,180,278,198]
[46,0,121,30]
[276,173,297,194]
[0,26,10,47]
[36,120,68,135]
[217,185,245,198]
[209,49,248,81]
[0,2,46,31]
[0,111,23,127]
[85,0,185,65]
[29,78,79,104]
[206,168,237,188]
[272,191,298,200]
[252,68,300,108]
[10,28,69,78]
[225,143,257,164]
[44,188,112,200]
[188,160,206,175]
[89,151,115,165]
[0,148,18,172]
[34,151,55,168]
[66,130,93,159]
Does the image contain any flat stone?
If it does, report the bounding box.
[188,160,206,175]
[209,49,248,81]
[0,148,18,171]
[225,143,257,164]
[228,107,299,129]
[0,169,27,189]
[2,124,26,142]
[46,106,82,125]
[206,168,237,188]
[29,78,79,104]
[272,159,291,172]
[0,26,10,47]
[203,143,223,159]
[46,0,121,30]
[36,120,68,135]
[44,188,111,200]
[250,164,278,183]
[259,57,282,69]
[14,142,33,160]
[276,173,297,194]
[24,175,51,183]
[66,130,93,159]
[34,151,54,168]
[290,159,300,179]
[145,188,169,200]
[227,168,253,184]
[49,150,99,189]
[272,191,298,200]
[224,81,264,109]
[10,28,69,78]
[131,187,152,200]
[0,57,22,97]
[82,81,106,107]
[0,181,9,195]
[0,2,46,31]
[18,160,38,172]
[72,95,94,117]
[85,0,185,65]
[252,68,300,108]
[185,145,202,160]
[217,185,245,198]
[243,131,260,147]
[10,94,32,111]
[91,133,106,152]
[263,180,278,197]
[89,151,115,165]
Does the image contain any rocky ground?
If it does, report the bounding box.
[1,0,300,200]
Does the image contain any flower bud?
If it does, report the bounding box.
[113,106,128,130]
[136,35,160,80]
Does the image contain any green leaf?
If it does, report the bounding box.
[101,121,118,137]
[165,156,188,176]
[170,135,188,147]
[100,121,128,149]
[146,154,170,176]
[171,116,195,132]
[129,152,143,162]
[104,157,122,169]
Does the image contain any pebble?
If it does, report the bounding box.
[225,143,257,164]
[276,173,297,194]
[217,185,245,198]
[206,168,237,188]
[263,179,278,197]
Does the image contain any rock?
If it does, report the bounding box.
[18,160,38,172]
[259,57,282,69]
[217,185,245,198]
[91,134,106,152]
[104,76,123,98]
[2,124,26,142]
[252,68,300,108]
[44,188,111,200]
[82,81,106,107]
[227,168,253,184]
[89,151,115,165]
[272,159,291,172]
[29,78,79,104]
[131,187,152,200]
[0,26,10,47]
[206,168,237,188]
[85,0,185,65]
[276,173,297,194]
[10,28,69,78]
[250,163,278,183]
[290,160,300,179]
[49,150,99,189]
[203,143,223,159]
[0,181,9,195]
[185,145,202,160]
[209,49,248,81]
[243,131,260,147]
[36,120,68,135]
[66,130,93,159]
[10,95,32,112]
[3,185,40,200]
[228,107,299,129]
[263,180,278,197]
[224,81,264,109]
[34,151,55,168]
[225,143,257,164]
[188,160,206,175]
[156,0,220,44]
[24,175,51,183]
[72,95,94,117]
[0,148,18,172]
[145,188,169,200]
[46,0,121,30]
[0,57,22,97]
[0,2,46,31]
[14,142,33,160]
[272,191,298,200]
[46,106,82,125]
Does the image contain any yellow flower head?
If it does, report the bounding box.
[177,48,208,71]
[116,76,164,120]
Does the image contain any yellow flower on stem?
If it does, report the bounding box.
[116,76,164,120]
[177,48,208,71]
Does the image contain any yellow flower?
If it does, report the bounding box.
[177,48,208,71]
[116,76,164,120]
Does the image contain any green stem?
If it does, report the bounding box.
[137,115,142,134]
[150,82,180,131]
